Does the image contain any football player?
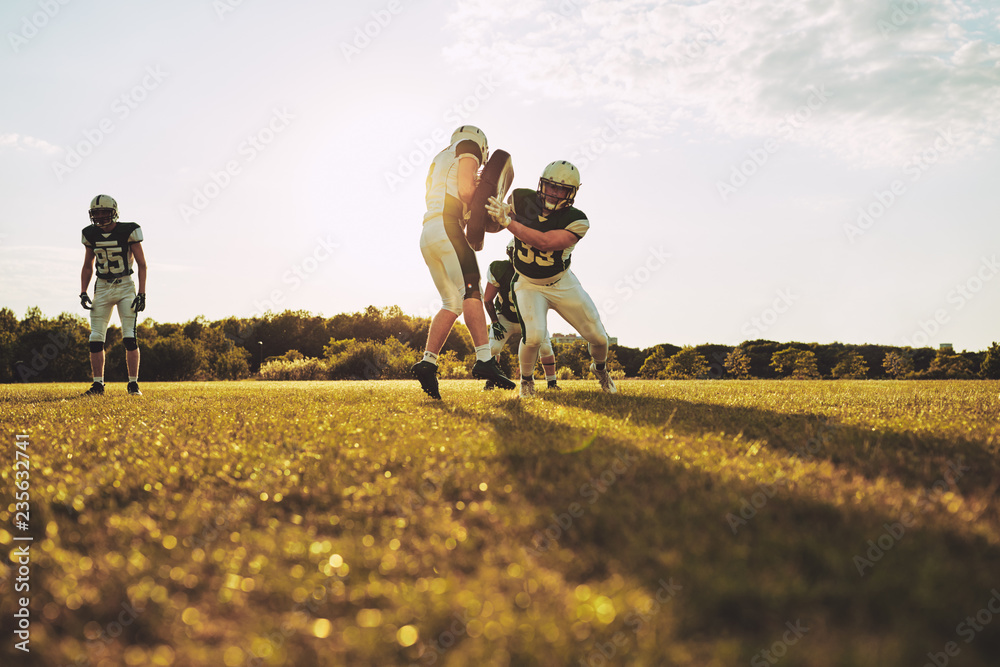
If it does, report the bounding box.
[486,160,616,397]
[413,125,516,399]
[80,194,147,396]
[483,242,560,390]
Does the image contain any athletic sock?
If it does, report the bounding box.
[546,373,557,382]
[474,344,492,363]
[129,376,138,383]
[422,351,439,366]
[93,377,104,384]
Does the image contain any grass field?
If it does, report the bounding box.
[2,379,999,667]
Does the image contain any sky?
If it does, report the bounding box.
[1,0,999,352]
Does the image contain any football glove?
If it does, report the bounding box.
[80,293,92,310]
[491,320,506,341]
[486,196,513,228]
[131,293,146,313]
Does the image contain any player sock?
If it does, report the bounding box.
[594,362,606,372]
[129,376,138,383]
[422,351,439,366]
[474,344,492,363]
[93,376,104,384]
[546,373,557,382]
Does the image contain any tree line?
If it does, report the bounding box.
[2,306,997,383]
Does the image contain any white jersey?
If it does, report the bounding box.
[422,139,483,225]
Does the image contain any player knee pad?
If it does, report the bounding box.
[123,337,139,351]
[442,294,464,315]
[89,341,105,353]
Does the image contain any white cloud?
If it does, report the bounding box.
[445,0,1000,165]
[0,132,60,155]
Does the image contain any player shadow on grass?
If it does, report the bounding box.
[471,401,1000,665]
[541,391,1000,502]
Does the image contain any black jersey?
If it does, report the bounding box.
[509,188,590,280]
[487,259,517,321]
[81,222,143,279]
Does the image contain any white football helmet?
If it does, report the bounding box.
[538,161,580,212]
[450,125,488,164]
[89,194,119,228]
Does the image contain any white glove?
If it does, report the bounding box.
[486,196,513,228]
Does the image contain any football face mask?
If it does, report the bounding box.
[538,180,577,212]
[89,209,117,229]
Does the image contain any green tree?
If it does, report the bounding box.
[663,347,710,379]
[921,351,975,379]
[724,347,752,379]
[739,340,784,378]
[611,344,646,377]
[771,348,820,379]
[638,344,678,379]
[980,342,1000,379]
[213,347,251,380]
[324,337,416,380]
[832,350,869,379]
[142,333,205,381]
[883,350,914,378]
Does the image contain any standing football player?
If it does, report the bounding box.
[483,243,560,390]
[80,194,147,396]
[486,160,616,397]
[413,125,516,399]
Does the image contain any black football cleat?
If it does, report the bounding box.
[483,379,497,391]
[83,381,105,396]
[127,381,143,396]
[411,361,441,399]
[547,380,561,390]
[471,358,516,390]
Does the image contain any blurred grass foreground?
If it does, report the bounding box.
[1,379,998,666]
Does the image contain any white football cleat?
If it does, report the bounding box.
[591,363,617,394]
